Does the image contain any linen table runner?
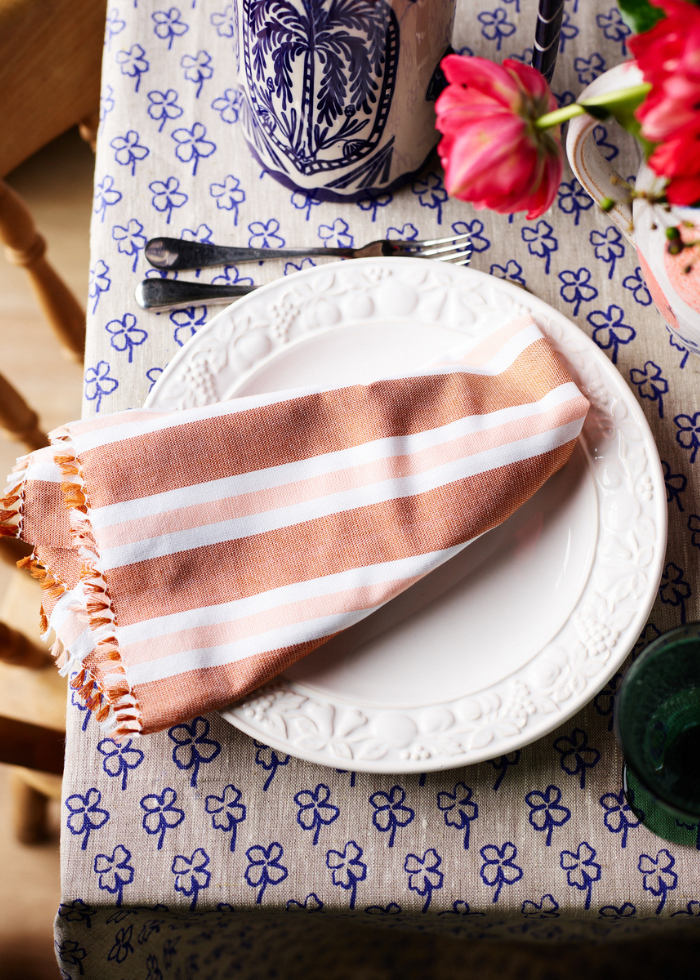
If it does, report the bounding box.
[2,314,588,737]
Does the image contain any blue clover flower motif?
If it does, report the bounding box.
[597,8,631,54]
[211,5,236,37]
[688,513,700,549]
[152,8,189,49]
[55,939,87,974]
[590,227,625,278]
[366,902,403,915]
[284,258,316,275]
[94,845,134,905]
[558,10,579,51]
[437,899,484,920]
[106,313,148,363]
[639,849,677,913]
[105,7,126,49]
[149,177,187,224]
[623,266,652,306]
[100,84,115,122]
[412,172,447,223]
[145,953,162,979]
[368,785,414,847]
[554,728,600,788]
[453,219,490,252]
[559,268,598,317]
[287,893,324,911]
[205,784,246,851]
[147,89,184,131]
[555,89,576,108]
[211,264,254,287]
[437,781,478,849]
[490,751,521,791]
[599,790,640,848]
[478,8,516,50]
[182,223,213,245]
[181,50,213,98]
[140,788,185,850]
[88,259,111,311]
[660,562,691,622]
[290,190,321,221]
[172,848,211,909]
[405,848,444,912]
[490,259,525,286]
[170,305,207,347]
[588,304,635,363]
[244,218,285,250]
[211,175,245,224]
[525,785,571,846]
[387,222,418,241]
[521,894,559,917]
[560,842,601,909]
[146,367,163,392]
[668,327,691,368]
[168,716,221,787]
[593,123,619,162]
[599,902,636,919]
[593,672,622,731]
[632,623,662,660]
[212,87,244,124]
[357,193,392,223]
[58,899,98,928]
[295,783,340,845]
[94,175,121,223]
[84,361,118,413]
[116,44,149,92]
[245,842,288,904]
[318,218,352,248]
[172,123,216,175]
[326,840,367,909]
[112,219,147,272]
[521,221,557,273]
[108,925,134,964]
[507,46,534,64]
[630,360,668,418]
[110,131,149,176]
[254,740,290,790]
[575,52,606,85]
[479,842,523,903]
[672,900,700,917]
[557,180,594,225]
[662,459,687,511]
[97,737,144,790]
[674,412,700,463]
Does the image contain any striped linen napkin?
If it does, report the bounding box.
[1,315,588,737]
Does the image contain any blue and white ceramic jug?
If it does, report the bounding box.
[231,0,456,201]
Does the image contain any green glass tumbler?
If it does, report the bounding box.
[615,622,700,846]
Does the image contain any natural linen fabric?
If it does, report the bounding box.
[3,315,587,736]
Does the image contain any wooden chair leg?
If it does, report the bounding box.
[0,620,52,670]
[9,768,50,844]
[0,179,85,361]
[78,112,100,154]
[0,537,33,567]
[0,370,49,451]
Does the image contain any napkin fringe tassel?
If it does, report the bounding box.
[51,443,143,739]
[0,453,30,539]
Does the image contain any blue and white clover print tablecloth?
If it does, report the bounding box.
[56,1,700,977]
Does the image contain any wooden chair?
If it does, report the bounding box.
[0,0,107,361]
[0,375,66,841]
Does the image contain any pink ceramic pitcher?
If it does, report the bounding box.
[567,61,700,355]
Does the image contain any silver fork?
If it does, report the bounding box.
[137,232,473,311]
[144,232,473,271]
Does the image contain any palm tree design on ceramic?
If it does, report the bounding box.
[242,0,398,179]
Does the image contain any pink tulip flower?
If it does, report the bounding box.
[435,55,563,220]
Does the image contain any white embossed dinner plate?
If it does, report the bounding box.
[146,259,666,773]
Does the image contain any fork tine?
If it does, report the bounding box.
[391,232,472,252]
[415,240,473,258]
[414,232,473,248]
[433,247,474,266]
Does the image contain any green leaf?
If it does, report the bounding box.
[617,0,665,33]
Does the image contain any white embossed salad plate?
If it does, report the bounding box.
[146,258,666,773]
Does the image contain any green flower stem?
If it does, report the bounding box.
[534,83,652,131]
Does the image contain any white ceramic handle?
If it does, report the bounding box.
[566,61,644,244]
